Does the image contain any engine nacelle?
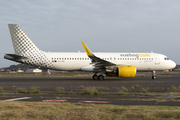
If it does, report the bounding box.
[106,65,136,78]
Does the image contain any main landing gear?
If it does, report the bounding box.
[152,71,156,79]
[92,74,104,80]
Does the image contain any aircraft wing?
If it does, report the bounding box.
[81,41,117,71]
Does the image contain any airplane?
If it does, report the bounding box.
[4,24,176,80]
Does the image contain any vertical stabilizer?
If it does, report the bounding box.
[8,24,40,55]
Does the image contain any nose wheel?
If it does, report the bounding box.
[152,71,156,79]
[92,74,104,80]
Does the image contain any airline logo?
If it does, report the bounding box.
[120,53,150,58]
[139,54,150,57]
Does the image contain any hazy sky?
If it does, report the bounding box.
[0,0,180,68]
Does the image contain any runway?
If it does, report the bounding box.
[0,75,180,106]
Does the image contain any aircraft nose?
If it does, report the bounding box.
[170,60,176,69]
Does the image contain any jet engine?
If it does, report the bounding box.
[106,65,136,78]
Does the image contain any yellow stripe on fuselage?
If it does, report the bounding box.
[81,41,93,56]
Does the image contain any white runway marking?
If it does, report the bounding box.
[4,97,31,101]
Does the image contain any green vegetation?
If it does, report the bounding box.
[82,89,99,95]
[134,93,155,96]
[80,85,84,89]
[168,86,180,92]
[69,91,76,95]
[93,90,99,95]
[1,101,180,120]
[82,87,99,95]
[121,86,128,92]
[16,88,30,94]
[116,92,130,95]
[31,87,40,94]
[0,87,12,93]
[140,86,148,93]
[15,87,40,94]
[55,87,66,94]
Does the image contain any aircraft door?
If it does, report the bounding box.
[154,55,160,64]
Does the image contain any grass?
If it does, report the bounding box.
[1,101,180,120]
[140,86,148,93]
[56,90,66,94]
[122,86,128,92]
[81,87,99,95]
[16,88,30,94]
[15,87,40,94]
[55,87,66,94]
[168,86,180,92]
[0,90,12,93]
[69,91,76,95]
[31,87,40,94]
[116,92,130,95]
[82,89,99,95]
[0,87,12,93]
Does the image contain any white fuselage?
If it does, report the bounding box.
[44,52,176,71]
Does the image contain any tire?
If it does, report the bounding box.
[152,76,156,79]
[92,75,98,80]
[98,75,104,81]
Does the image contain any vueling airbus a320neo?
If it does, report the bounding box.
[4,24,176,80]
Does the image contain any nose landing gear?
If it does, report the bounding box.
[152,71,156,79]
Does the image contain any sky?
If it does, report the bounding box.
[0,0,180,68]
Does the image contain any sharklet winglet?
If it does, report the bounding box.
[81,41,93,56]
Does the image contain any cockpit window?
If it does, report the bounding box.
[164,57,169,60]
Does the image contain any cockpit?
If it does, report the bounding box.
[164,57,169,60]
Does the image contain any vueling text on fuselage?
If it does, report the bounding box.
[120,53,150,58]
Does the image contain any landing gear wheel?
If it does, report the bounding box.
[98,75,104,81]
[151,71,156,80]
[92,75,98,80]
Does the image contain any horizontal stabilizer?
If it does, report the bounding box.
[4,54,29,63]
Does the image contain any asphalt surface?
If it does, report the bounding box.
[0,75,180,106]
